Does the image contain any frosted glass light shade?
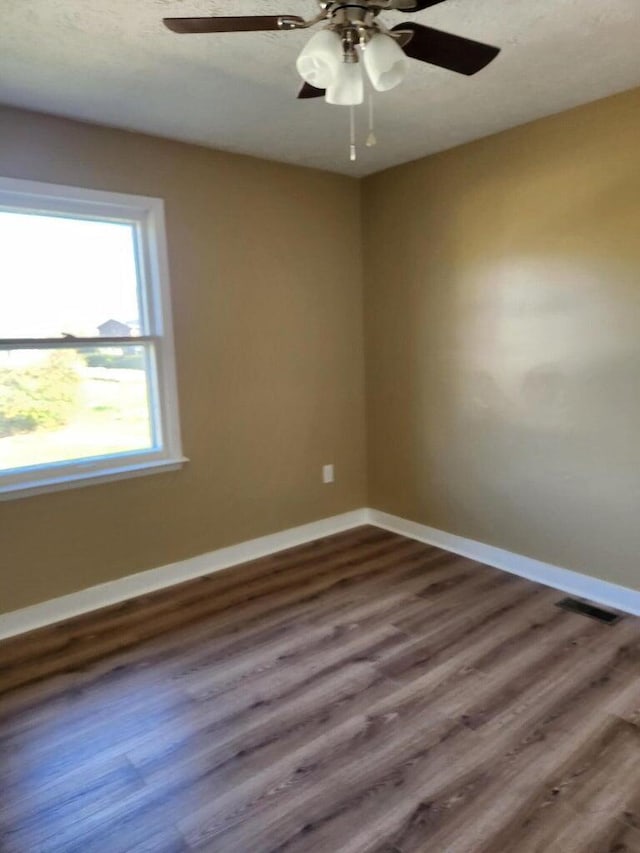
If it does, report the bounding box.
[325,61,364,106]
[363,33,408,92]
[296,29,343,89]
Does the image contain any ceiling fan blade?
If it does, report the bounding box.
[297,82,326,99]
[392,23,500,75]
[387,0,449,11]
[163,16,304,34]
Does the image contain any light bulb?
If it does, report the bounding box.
[325,61,364,106]
[296,29,343,89]
[363,33,408,92]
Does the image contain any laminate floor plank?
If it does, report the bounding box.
[191,616,628,850]
[0,535,426,717]
[0,531,411,693]
[203,606,634,852]
[0,528,393,670]
[2,526,640,852]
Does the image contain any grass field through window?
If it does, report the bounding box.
[0,359,153,472]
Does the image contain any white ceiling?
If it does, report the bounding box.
[1,0,639,176]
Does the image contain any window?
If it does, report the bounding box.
[0,177,185,499]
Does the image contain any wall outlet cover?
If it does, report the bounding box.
[322,464,335,484]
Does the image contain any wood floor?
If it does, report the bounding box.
[2,527,640,853]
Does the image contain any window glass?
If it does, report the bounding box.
[0,177,184,498]
[0,345,155,472]
[0,211,141,339]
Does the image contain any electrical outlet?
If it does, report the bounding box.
[322,464,335,484]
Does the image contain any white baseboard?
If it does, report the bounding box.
[0,508,369,641]
[368,509,640,617]
[4,505,639,642]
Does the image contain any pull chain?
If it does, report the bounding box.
[366,92,377,148]
[349,105,356,162]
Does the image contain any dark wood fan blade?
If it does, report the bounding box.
[392,23,500,75]
[297,82,326,99]
[163,16,304,34]
[389,0,449,11]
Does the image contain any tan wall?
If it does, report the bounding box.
[0,106,367,613]
[363,87,640,591]
[4,85,640,614]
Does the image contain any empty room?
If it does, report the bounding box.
[1,1,640,851]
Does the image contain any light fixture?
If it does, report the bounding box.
[296,29,343,90]
[363,33,408,91]
[297,28,407,104]
[326,61,364,106]
[164,3,501,164]
[165,2,502,162]
[296,25,400,159]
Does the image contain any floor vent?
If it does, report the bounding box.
[555,597,621,625]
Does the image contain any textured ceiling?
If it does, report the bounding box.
[1,0,639,176]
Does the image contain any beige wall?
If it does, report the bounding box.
[363,87,640,591]
[0,106,367,613]
[4,85,640,615]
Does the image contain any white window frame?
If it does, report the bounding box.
[0,176,187,500]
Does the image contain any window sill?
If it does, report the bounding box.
[0,456,189,501]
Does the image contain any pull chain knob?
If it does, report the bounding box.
[366,92,377,147]
[349,104,357,161]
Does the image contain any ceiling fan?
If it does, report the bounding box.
[163,0,501,107]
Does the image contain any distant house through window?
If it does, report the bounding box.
[0,177,185,499]
[97,319,135,338]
